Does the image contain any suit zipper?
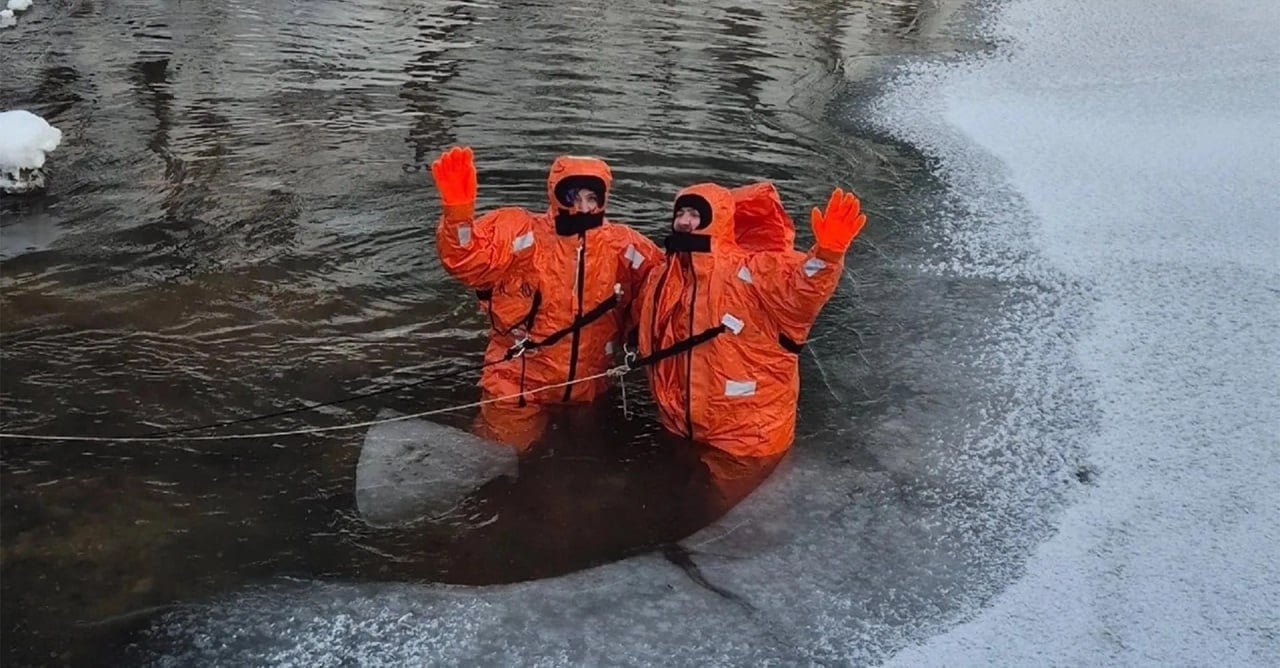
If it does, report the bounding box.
[563,234,585,402]
[684,261,697,440]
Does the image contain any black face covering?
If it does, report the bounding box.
[663,231,711,253]
[555,210,605,235]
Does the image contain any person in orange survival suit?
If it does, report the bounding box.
[430,146,662,451]
[629,182,866,473]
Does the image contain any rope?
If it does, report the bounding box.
[144,357,499,438]
[0,366,632,443]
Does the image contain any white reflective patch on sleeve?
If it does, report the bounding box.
[624,244,645,269]
[736,265,752,284]
[456,225,472,246]
[720,313,744,335]
[724,380,757,397]
[605,341,616,356]
[512,231,534,252]
[803,257,828,277]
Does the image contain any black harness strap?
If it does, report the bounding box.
[517,291,542,333]
[778,333,805,355]
[627,324,726,369]
[504,292,620,360]
[474,288,541,337]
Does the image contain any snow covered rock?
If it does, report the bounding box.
[0,110,63,194]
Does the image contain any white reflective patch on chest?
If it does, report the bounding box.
[456,225,472,246]
[724,379,757,397]
[720,313,744,335]
[736,265,752,283]
[803,257,827,277]
[623,244,645,269]
[512,231,534,252]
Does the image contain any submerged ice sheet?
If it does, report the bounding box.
[355,411,517,527]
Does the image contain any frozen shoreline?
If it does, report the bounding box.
[873,0,1280,664]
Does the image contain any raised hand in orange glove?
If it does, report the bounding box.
[810,187,867,255]
[430,146,478,218]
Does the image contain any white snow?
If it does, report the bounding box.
[7,0,32,13]
[0,9,15,28]
[874,0,1280,665]
[0,110,62,171]
[0,110,61,193]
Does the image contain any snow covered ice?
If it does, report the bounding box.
[0,110,62,194]
[875,0,1280,665]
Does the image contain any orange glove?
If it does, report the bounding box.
[810,187,866,254]
[430,146,478,213]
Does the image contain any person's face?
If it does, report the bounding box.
[673,206,701,233]
[571,188,601,213]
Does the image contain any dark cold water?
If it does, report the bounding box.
[0,1,1082,665]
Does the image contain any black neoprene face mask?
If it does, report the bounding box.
[555,210,605,235]
[663,231,712,253]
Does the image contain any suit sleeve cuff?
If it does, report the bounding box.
[814,246,845,264]
[441,202,475,223]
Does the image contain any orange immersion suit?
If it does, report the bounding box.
[431,146,662,450]
[632,182,866,457]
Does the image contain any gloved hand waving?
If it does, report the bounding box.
[810,187,866,254]
[431,146,478,215]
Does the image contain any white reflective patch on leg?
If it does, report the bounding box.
[512,231,534,252]
[456,225,472,246]
[720,313,744,334]
[736,265,752,284]
[803,257,828,277]
[724,380,756,397]
[624,244,645,269]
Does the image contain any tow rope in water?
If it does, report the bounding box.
[145,356,506,439]
[0,366,629,443]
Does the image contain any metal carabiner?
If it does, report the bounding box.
[508,337,530,359]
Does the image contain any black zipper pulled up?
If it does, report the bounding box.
[563,233,586,401]
[684,260,697,439]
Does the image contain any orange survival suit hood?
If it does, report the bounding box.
[546,155,613,236]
